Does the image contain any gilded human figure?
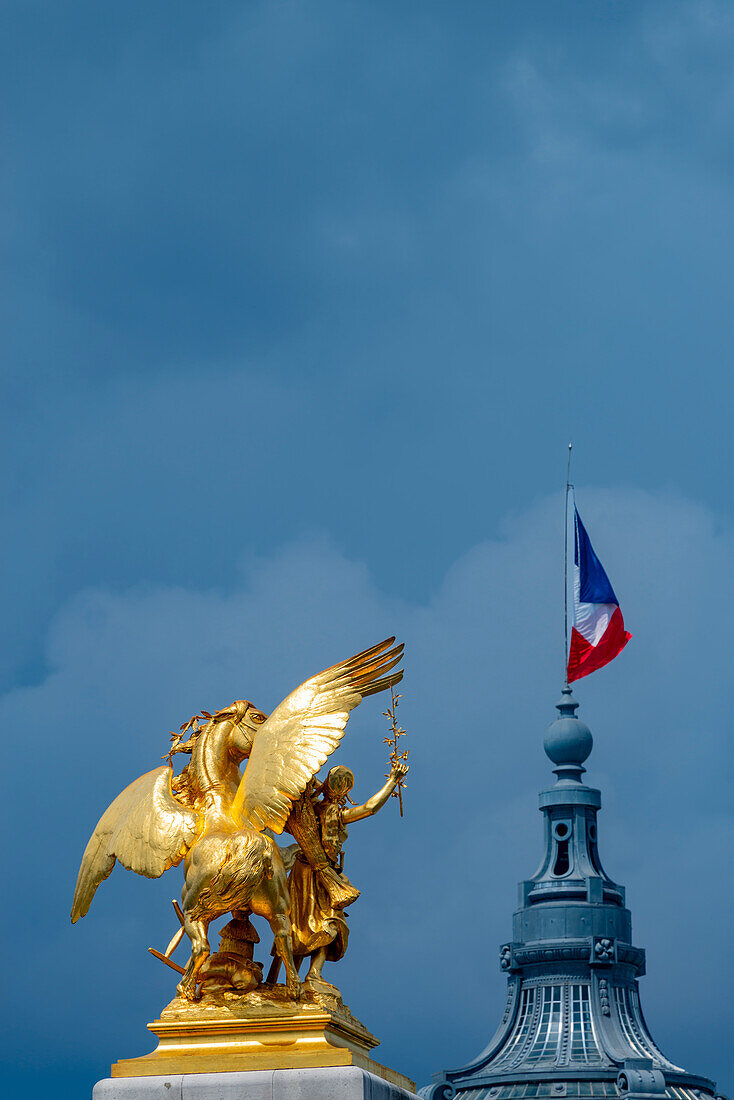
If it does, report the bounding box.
[288,761,409,987]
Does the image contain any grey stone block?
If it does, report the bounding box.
[94,1077,184,1100]
[93,1067,417,1100]
[273,1066,415,1099]
[181,1071,274,1099]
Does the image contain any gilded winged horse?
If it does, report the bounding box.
[71,638,403,1001]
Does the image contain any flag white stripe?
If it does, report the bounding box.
[573,562,617,646]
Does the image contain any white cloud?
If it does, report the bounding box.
[5,488,732,1087]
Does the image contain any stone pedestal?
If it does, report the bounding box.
[101,985,415,1096]
[94,1066,418,1098]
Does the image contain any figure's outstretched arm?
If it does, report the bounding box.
[341,762,408,823]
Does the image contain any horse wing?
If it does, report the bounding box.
[71,767,199,923]
[232,637,403,834]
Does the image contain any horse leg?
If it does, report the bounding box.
[176,913,210,1001]
[250,848,301,1001]
[270,909,300,1000]
[176,873,212,1001]
[266,950,305,986]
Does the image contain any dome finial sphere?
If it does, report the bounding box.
[544,685,593,767]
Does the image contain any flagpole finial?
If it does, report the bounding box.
[544,686,593,783]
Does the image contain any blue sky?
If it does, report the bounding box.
[3,2,733,1097]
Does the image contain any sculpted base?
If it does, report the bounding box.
[107,985,415,1094]
[94,1066,418,1099]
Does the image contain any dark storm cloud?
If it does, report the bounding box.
[5,1,734,691]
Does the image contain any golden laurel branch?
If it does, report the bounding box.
[382,684,409,816]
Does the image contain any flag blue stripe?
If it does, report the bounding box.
[574,507,619,606]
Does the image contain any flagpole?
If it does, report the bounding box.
[564,443,573,686]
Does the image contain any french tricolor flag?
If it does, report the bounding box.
[567,506,631,683]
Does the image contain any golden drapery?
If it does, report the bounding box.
[289,854,349,960]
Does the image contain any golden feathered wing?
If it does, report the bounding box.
[232,637,403,833]
[71,767,199,923]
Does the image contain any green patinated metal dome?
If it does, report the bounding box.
[421,691,724,1100]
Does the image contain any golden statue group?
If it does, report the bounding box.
[71,638,413,1086]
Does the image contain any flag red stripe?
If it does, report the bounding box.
[567,606,631,683]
